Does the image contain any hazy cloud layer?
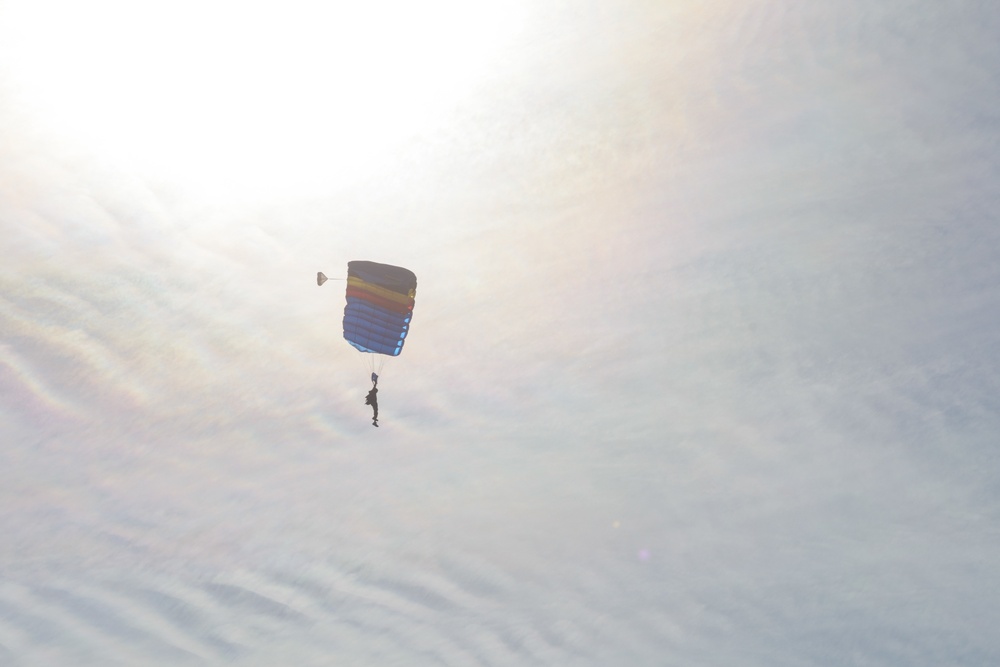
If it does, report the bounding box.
[2,0,999,664]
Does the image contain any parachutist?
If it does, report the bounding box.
[365,381,379,426]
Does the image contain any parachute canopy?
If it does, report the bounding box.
[343,261,417,356]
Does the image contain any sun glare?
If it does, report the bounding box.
[3,0,524,201]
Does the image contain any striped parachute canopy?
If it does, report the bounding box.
[343,261,417,356]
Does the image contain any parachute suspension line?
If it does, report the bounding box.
[353,352,385,382]
[352,348,372,379]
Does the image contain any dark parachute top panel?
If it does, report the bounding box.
[343,261,417,356]
[347,261,417,294]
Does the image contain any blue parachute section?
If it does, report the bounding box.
[343,300,411,355]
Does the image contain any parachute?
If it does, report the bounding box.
[319,261,417,377]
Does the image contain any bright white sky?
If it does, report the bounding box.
[1,0,527,200]
[2,0,1000,665]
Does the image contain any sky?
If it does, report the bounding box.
[1,0,1000,664]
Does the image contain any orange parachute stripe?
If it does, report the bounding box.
[347,276,415,304]
[345,286,414,314]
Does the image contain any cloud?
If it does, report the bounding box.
[2,0,1000,664]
